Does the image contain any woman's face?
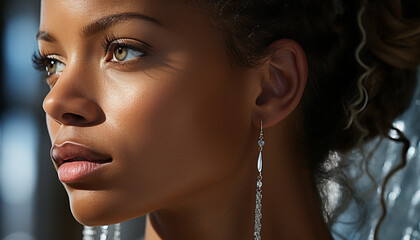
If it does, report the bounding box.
[39,0,257,225]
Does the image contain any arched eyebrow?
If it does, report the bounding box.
[36,30,56,42]
[36,12,164,42]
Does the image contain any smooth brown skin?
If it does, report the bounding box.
[39,0,332,239]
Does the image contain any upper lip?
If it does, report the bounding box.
[51,142,112,167]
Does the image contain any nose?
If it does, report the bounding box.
[43,68,104,127]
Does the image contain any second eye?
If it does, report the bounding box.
[113,46,145,62]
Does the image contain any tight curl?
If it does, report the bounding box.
[192,0,420,238]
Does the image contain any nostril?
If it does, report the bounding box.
[62,113,86,123]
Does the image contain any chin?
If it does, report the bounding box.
[67,190,122,226]
[67,188,149,226]
[71,210,110,227]
[70,200,115,226]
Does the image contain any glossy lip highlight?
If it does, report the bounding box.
[50,141,112,183]
[51,141,112,168]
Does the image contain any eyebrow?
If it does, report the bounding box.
[36,12,164,42]
[36,30,56,42]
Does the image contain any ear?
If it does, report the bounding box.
[252,39,308,128]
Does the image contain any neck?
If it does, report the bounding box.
[145,123,333,240]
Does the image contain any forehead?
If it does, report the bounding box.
[39,0,204,33]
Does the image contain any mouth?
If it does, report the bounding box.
[51,142,112,167]
[51,142,112,183]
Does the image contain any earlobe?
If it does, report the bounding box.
[253,39,308,128]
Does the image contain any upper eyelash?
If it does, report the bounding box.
[32,51,62,73]
[101,33,151,56]
[102,33,118,53]
[32,51,48,72]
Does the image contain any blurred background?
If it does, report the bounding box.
[0,0,418,240]
[331,80,420,240]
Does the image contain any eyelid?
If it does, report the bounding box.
[102,33,151,51]
[47,54,65,63]
[108,41,147,53]
[40,51,66,65]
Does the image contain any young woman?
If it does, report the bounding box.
[34,0,420,239]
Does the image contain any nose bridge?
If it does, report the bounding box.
[43,60,104,126]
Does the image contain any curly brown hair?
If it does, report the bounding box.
[192,0,420,238]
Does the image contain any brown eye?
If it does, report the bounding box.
[46,60,57,75]
[114,47,128,61]
[44,59,65,76]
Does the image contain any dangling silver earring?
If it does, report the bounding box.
[254,120,264,240]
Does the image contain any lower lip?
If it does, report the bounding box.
[58,161,106,183]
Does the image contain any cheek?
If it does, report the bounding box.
[99,66,252,213]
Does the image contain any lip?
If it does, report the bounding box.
[51,142,112,183]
